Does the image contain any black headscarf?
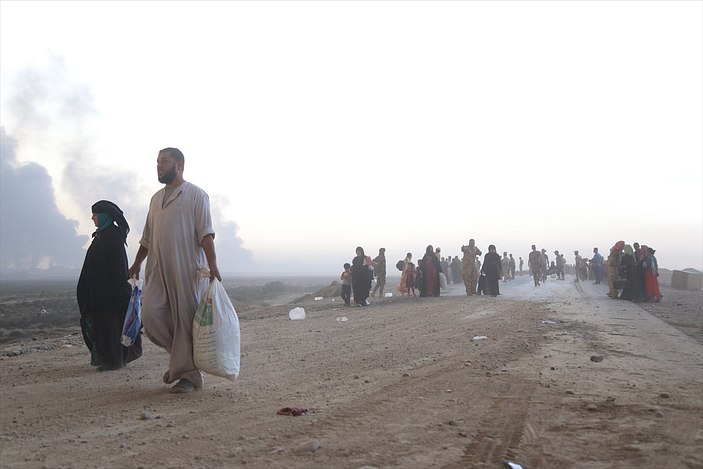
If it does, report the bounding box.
[91,200,129,244]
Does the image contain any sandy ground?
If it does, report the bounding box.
[1,275,702,469]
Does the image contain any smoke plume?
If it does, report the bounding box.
[2,56,254,272]
[0,127,88,270]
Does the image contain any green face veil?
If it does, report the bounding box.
[94,212,114,233]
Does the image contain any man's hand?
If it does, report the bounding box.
[200,234,221,282]
[128,264,141,280]
[209,262,222,282]
[129,245,148,280]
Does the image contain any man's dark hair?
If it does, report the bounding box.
[160,147,185,166]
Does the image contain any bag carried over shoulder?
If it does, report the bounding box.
[193,279,241,380]
[439,272,448,290]
[396,260,405,271]
[121,278,142,347]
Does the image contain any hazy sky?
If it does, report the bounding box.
[1,0,701,275]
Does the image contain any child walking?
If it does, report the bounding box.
[405,261,417,297]
[340,263,352,306]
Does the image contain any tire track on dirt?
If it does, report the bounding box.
[459,379,539,468]
[277,298,552,468]
[294,360,476,462]
[572,280,592,306]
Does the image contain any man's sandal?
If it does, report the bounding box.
[169,379,198,394]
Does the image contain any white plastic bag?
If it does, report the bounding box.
[439,272,448,290]
[289,307,306,320]
[193,279,240,380]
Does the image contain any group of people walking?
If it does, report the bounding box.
[607,241,662,302]
[341,245,444,307]
[340,246,392,307]
[525,246,604,286]
[395,241,502,298]
[527,241,662,303]
[527,245,574,286]
[342,239,510,304]
[396,245,444,298]
[344,239,664,307]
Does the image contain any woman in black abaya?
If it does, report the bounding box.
[619,244,643,302]
[351,246,372,306]
[77,200,142,371]
[481,245,503,297]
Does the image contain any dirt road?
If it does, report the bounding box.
[1,276,701,468]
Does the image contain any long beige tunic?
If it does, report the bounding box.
[140,181,214,387]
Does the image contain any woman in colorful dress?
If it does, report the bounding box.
[398,252,413,295]
[403,258,417,296]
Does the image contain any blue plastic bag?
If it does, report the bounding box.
[121,278,142,347]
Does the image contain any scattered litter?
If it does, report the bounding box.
[277,406,308,416]
[336,317,348,322]
[288,307,306,320]
[503,461,523,469]
[293,439,320,453]
[541,320,556,324]
[384,292,393,297]
[39,309,49,315]
[472,336,488,341]
[314,296,323,301]
[590,355,604,362]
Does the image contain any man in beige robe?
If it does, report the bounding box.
[129,147,221,394]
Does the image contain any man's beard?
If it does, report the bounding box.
[158,165,177,184]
